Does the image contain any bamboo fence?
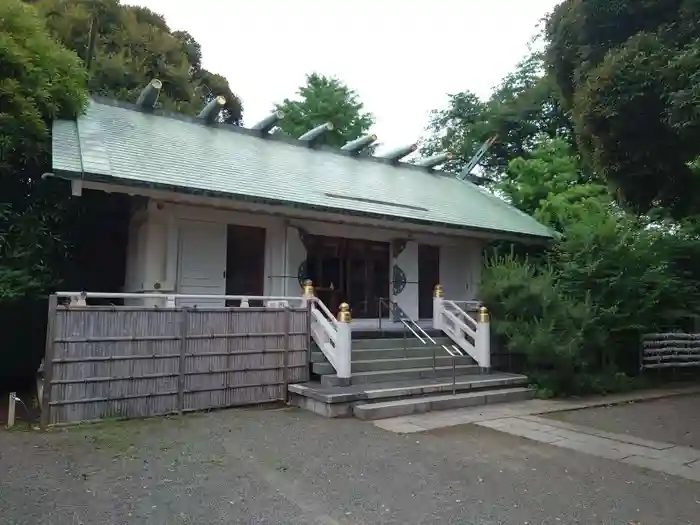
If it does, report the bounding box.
[41,295,310,425]
[641,332,700,370]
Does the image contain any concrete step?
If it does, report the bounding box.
[321,364,481,387]
[310,352,328,363]
[353,387,536,420]
[289,373,528,405]
[312,346,463,364]
[352,337,453,350]
[313,355,475,375]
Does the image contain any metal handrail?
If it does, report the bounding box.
[376,297,467,394]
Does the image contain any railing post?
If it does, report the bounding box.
[70,291,87,307]
[335,303,353,385]
[477,306,491,370]
[433,284,443,330]
[302,279,314,308]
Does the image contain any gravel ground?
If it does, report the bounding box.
[549,393,700,449]
[1,407,699,525]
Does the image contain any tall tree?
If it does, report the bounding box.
[31,0,243,124]
[275,73,375,148]
[0,0,87,299]
[545,0,700,218]
[422,52,573,182]
[499,138,609,232]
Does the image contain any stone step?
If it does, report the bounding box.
[310,351,328,363]
[352,337,453,350]
[321,364,481,387]
[289,373,528,405]
[313,355,475,375]
[312,345,464,364]
[353,387,536,420]
[353,346,463,360]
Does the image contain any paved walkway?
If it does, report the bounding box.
[374,385,700,482]
[551,393,700,449]
[478,415,700,482]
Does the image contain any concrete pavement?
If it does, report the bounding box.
[373,385,700,483]
[478,415,700,482]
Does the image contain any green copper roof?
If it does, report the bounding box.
[52,98,553,240]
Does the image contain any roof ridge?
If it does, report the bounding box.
[87,96,449,176]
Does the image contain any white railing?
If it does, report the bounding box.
[55,291,308,308]
[433,293,490,369]
[308,297,352,381]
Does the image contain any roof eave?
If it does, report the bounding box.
[50,169,554,244]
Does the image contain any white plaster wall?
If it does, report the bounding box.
[124,200,487,308]
[285,226,307,296]
[393,241,419,320]
[163,203,284,296]
[439,240,484,301]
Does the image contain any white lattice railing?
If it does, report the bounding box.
[308,297,352,381]
[56,291,309,308]
[433,291,490,369]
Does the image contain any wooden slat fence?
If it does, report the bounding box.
[641,332,700,370]
[41,296,310,425]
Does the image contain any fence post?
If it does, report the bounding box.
[40,295,58,428]
[477,306,491,371]
[7,393,16,429]
[336,303,352,385]
[433,284,443,330]
[282,307,291,402]
[178,307,189,415]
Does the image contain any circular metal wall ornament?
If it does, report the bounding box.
[392,265,407,295]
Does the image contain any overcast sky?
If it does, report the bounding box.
[127,0,560,149]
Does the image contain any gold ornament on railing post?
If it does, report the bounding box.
[337,303,352,323]
[302,279,314,298]
[434,284,443,298]
[478,306,490,323]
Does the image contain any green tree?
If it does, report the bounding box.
[32,0,243,123]
[545,0,700,218]
[422,52,573,182]
[499,138,608,231]
[275,73,375,148]
[481,138,700,395]
[0,0,87,299]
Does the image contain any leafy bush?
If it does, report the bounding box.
[481,250,597,395]
[480,137,700,396]
[482,217,700,396]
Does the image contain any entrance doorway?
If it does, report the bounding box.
[304,235,390,318]
[418,244,440,319]
[225,224,266,306]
